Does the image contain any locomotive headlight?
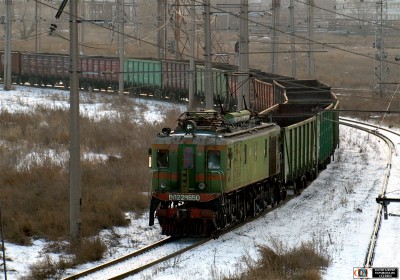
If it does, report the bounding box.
[198,183,206,190]
[160,182,167,189]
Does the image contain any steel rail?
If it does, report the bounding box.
[106,197,295,279]
[61,237,174,280]
[108,237,212,279]
[340,117,400,140]
[62,184,295,279]
[339,118,395,268]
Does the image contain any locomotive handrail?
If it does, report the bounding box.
[209,170,225,204]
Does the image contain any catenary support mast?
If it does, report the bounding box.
[238,0,249,110]
[374,0,388,96]
[3,0,12,90]
[69,0,82,242]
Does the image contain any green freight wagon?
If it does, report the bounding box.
[195,65,229,104]
[260,102,337,192]
[124,58,162,96]
[318,101,339,169]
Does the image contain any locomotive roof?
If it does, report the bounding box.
[156,109,279,139]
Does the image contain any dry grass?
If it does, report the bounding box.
[224,239,330,280]
[22,237,107,280]
[0,99,181,245]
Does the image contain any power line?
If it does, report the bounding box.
[8,0,397,71]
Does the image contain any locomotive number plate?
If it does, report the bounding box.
[169,194,201,201]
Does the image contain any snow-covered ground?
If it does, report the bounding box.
[1,86,399,280]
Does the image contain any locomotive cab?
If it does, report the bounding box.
[149,110,282,236]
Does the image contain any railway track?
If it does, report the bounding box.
[339,117,399,268]
[61,237,212,280]
[62,190,296,279]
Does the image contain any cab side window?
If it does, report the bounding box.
[207,150,221,170]
[157,150,169,168]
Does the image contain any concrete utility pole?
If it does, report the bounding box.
[238,0,249,110]
[289,0,296,78]
[204,0,213,109]
[3,0,12,90]
[118,0,124,97]
[270,0,280,74]
[188,0,196,110]
[80,0,85,55]
[0,207,7,279]
[69,0,82,242]
[35,0,41,53]
[374,0,388,97]
[157,0,167,59]
[174,0,182,60]
[307,0,314,79]
[157,0,163,59]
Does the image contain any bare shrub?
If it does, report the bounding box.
[72,237,107,264]
[22,255,70,280]
[225,239,330,280]
[23,237,106,280]
[0,103,179,244]
[0,162,68,244]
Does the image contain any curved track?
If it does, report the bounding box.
[61,237,211,280]
[339,117,399,268]
[62,189,296,279]
[61,237,173,279]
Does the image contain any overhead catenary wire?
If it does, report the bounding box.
[3,1,400,99]
[0,0,397,70]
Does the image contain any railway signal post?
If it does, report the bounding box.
[376,195,400,220]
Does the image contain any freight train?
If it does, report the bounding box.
[148,83,339,236]
[1,51,287,112]
[1,51,339,237]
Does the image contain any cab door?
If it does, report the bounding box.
[178,144,196,192]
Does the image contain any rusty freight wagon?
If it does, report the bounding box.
[0,51,22,84]
[79,56,120,91]
[20,53,70,87]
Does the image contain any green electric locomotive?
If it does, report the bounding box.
[148,110,283,236]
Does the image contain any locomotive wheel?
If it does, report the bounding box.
[268,193,275,207]
[274,183,281,204]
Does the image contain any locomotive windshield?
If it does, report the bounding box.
[157,150,169,168]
